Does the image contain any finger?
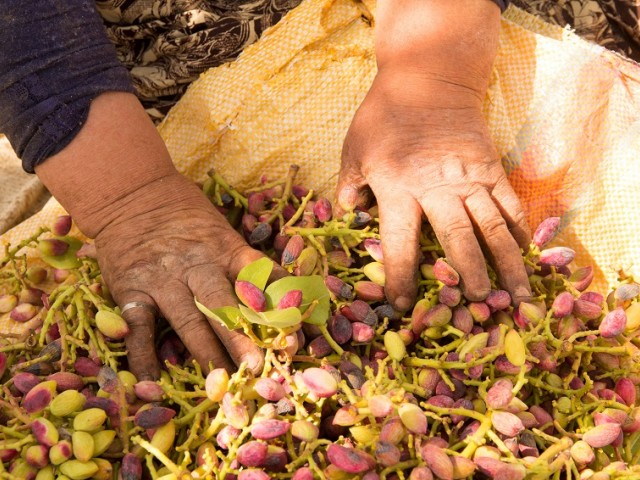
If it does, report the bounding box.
[491,177,532,248]
[376,191,423,311]
[226,242,288,283]
[464,190,532,304]
[115,292,161,381]
[188,266,265,374]
[421,196,491,301]
[334,159,371,217]
[152,280,235,373]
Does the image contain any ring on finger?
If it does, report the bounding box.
[121,301,157,317]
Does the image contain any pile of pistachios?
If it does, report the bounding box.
[1,165,640,480]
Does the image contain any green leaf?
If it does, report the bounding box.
[264,276,330,326]
[236,257,273,291]
[238,304,301,329]
[194,300,241,330]
[40,236,83,269]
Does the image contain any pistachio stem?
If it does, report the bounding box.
[132,435,183,475]
[284,225,379,239]
[380,460,420,480]
[461,416,492,458]
[282,190,314,230]
[176,412,202,452]
[404,347,502,370]
[0,227,48,267]
[318,324,344,356]
[207,169,248,209]
[0,343,27,354]
[38,286,75,346]
[0,426,26,439]
[0,434,34,450]
[174,398,215,428]
[264,166,302,225]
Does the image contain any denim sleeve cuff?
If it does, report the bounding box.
[0,1,135,173]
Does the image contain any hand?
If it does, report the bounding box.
[35,92,285,380]
[336,73,532,310]
[94,174,283,379]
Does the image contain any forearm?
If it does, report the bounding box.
[375,0,502,100]
[0,0,134,173]
[35,92,183,239]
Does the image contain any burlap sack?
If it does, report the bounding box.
[0,136,49,234]
[3,0,640,336]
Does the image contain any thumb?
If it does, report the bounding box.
[334,161,371,217]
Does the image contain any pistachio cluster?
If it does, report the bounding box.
[1,166,640,480]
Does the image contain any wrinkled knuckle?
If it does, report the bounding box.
[511,211,532,238]
[442,220,472,242]
[125,346,158,375]
[125,333,151,352]
[208,284,233,301]
[382,225,414,241]
[380,214,419,239]
[177,310,206,332]
[464,183,485,199]
[495,174,514,190]
[127,348,154,365]
[192,277,232,302]
[127,257,157,273]
[122,311,154,329]
[481,215,508,240]
[188,261,225,281]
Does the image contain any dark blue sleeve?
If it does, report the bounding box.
[0,1,135,173]
[494,0,510,12]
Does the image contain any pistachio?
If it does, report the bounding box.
[94,310,129,340]
[58,460,99,480]
[92,430,116,457]
[150,420,176,454]
[504,329,526,367]
[235,280,267,312]
[398,403,427,435]
[73,408,107,433]
[71,431,94,462]
[326,444,376,474]
[433,259,460,286]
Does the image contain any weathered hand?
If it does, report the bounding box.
[337,74,532,310]
[94,174,282,379]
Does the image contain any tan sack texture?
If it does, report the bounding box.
[0,136,49,234]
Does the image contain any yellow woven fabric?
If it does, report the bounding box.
[3,0,640,336]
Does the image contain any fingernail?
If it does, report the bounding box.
[463,288,491,303]
[512,287,532,306]
[243,354,264,375]
[394,296,413,312]
[337,186,359,212]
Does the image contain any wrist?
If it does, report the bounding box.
[372,68,487,110]
[375,0,501,96]
[35,92,182,238]
[89,172,211,238]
